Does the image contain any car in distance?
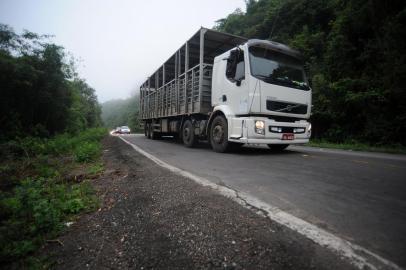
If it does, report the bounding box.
[119,126,131,134]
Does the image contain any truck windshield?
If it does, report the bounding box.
[248,46,310,91]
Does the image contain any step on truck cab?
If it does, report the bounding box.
[139,28,312,152]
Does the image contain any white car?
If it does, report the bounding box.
[119,126,131,134]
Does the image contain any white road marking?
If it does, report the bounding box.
[119,136,403,270]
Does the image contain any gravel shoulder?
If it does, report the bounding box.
[42,136,355,269]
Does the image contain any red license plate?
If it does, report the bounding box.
[282,133,294,140]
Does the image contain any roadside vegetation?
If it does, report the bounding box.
[308,139,406,155]
[0,24,106,267]
[0,128,106,268]
[215,0,406,148]
[0,24,102,141]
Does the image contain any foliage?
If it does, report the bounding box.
[0,128,106,266]
[74,142,100,162]
[0,24,102,141]
[101,95,141,132]
[308,139,406,154]
[0,178,97,260]
[66,79,103,134]
[3,128,107,158]
[87,162,104,176]
[215,0,406,145]
[0,23,105,267]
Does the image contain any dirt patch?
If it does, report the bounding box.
[42,136,355,269]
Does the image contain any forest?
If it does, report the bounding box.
[0,24,102,140]
[215,0,406,146]
[0,24,105,267]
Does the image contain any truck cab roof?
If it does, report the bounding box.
[246,39,302,60]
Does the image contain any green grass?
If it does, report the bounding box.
[0,128,107,268]
[87,162,104,176]
[307,139,406,154]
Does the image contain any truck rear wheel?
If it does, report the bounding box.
[151,126,160,140]
[267,144,289,152]
[210,115,237,153]
[147,123,151,139]
[182,120,197,147]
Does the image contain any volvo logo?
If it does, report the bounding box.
[276,104,301,112]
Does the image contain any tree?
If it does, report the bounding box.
[215,0,406,145]
[0,24,102,140]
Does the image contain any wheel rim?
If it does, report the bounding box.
[212,124,224,144]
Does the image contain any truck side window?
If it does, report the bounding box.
[226,50,245,82]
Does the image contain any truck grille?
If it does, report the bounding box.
[266,100,308,114]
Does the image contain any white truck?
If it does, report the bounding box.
[139,28,312,152]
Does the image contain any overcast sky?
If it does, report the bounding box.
[0,0,245,102]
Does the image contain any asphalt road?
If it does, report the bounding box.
[121,134,406,268]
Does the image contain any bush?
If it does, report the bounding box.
[75,128,106,143]
[74,142,100,163]
[0,178,97,262]
[0,128,106,265]
[0,128,107,161]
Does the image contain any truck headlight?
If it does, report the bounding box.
[255,120,265,135]
[307,123,312,137]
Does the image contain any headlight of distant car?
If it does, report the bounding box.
[255,120,265,135]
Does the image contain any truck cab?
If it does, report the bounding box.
[209,39,312,151]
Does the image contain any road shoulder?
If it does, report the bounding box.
[42,136,355,269]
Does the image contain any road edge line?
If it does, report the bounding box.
[118,136,402,270]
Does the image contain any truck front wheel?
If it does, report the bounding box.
[182,120,197,147]
[210,115,237,153]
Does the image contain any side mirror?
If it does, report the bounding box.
[236,79,242,86]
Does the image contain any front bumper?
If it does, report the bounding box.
[228,117,311,145]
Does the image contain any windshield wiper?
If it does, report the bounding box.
[289,79,309,90]
[254,75,279,84]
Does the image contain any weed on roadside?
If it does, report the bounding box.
[0,128,106,267]
[308,139,406,154]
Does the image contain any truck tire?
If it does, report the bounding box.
[151,126,160,140]
[210,115,237,153]
[182,120,197,147]
[147,123,151,139]
[267,144,289,152]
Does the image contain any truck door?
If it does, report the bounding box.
[223,49,249,115]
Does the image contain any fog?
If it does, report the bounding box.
[0,0,245,102]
